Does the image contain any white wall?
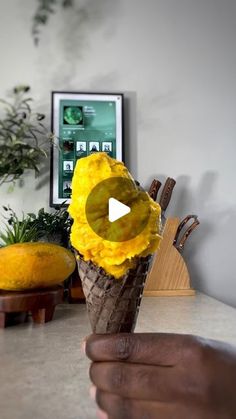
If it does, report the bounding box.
[0,0,236,306]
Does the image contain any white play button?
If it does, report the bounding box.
[108,197,131,222]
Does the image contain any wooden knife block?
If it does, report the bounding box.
[144,218,195,296]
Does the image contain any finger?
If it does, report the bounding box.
[86,333,195,366]
[95,390,207,419]
[90,361,181,402]
[99,393,169,419]
[96,389,169,419]
[96,408,108,419]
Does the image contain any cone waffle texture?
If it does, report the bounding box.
[77,255,151,334]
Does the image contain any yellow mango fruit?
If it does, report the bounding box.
[0,242,76,291]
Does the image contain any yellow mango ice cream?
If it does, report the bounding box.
[68,152,161,278]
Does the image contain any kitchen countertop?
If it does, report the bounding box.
[0,292,236,419]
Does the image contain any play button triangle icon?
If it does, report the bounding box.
[108,197,131,223]
[86,177,150,241]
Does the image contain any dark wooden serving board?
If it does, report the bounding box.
[0,286,64,328]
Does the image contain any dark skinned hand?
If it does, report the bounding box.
[85,333,236,419]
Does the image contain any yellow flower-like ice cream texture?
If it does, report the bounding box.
[68,153,161,278]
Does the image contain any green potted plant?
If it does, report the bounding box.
[27,205,72,247]
[0,206,41,246]
[0,205,72,248]
[0,85,53,186]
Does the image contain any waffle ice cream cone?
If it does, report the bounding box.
[69,153,162,334]
[77,254,151,334]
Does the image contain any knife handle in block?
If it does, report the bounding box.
[173,214,198,246]
[159,178,176,212]
[148,179,162,201]
[177,219,200,251]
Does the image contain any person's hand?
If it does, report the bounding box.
[85,333,236,419]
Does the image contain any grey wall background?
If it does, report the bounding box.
[0,0,236,306]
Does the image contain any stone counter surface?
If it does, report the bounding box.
[0,293,236,419]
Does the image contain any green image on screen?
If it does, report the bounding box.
[63,106,83,125]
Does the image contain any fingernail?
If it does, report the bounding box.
[97,408,108,419]
[82,335,91,354]
[81,340,86,354]
[89,385,96,401]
